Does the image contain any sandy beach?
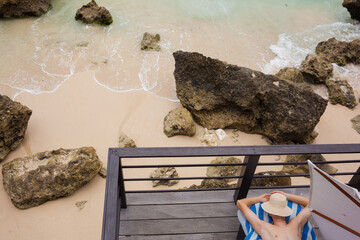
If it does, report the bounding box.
[1,67,360,240]
[1,1,360,239]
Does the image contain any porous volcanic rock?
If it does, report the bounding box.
[351,115,360,134]
[206,156,242,182]
[118,132,136,148]
[2,147,102,209]
[250,171,291,187]
[185,179,231,189]
[75,0,113,25]
[282,154,338,176]
[315,38,360,66]
[141,32,161,51]
[0,94,32,162]
[326,78,357,109]
[275,67,305,84]
[173,51,328,144]
[300,54,333,84]
[150,167,179,187]
[0,0,51,18]
[163,108,196,137]
[342,0,360,21]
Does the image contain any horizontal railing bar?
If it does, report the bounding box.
[258,159,360,166]
[124,185,311,193]
[123,172,358,182]
[121,159,360,169]
[122,163,246,168]
[111,144,360,158]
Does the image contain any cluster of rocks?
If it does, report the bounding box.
[278,38,359,109]
[173,50,327,144]
[0,0,113,25]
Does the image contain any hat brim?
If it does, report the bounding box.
[261,202,293,217]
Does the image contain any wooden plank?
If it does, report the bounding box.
[102,149,121,240]
[120,202,238,220]
[119,217,239,235]
[119,232,237,240]
[111,144,360,158]
[126,190,234,205]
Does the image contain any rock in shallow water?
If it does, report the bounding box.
[0,0,51,18]
[173,51,328,144]
[2,147,102,209]
[75,0,113,25]
[0,94,32,162]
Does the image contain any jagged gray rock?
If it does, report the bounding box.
[173,51,328,144]
[0,0,51,18]
[0,94,32,162]
[75,0,113,25]
[150,167,179,187]
[326,78,357,109]
[2,147,102,209]
[342,0,360,21]
[163,108,196,137]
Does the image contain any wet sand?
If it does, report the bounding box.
[0,68,359,240]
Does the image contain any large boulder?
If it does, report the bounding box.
[173,51,328,144]
[315,38,360,66]
[185,179,231,189]
[0,0,51,18]
[326,78,357,109]
[2,147,102,209]
[300,54,333,84]
[163,108,196,137]
[343,0,360,21]
[75,0,113,25]
[0,94,32,162]
[282,154,338,176]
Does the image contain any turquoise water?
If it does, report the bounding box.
[0,0,359,100]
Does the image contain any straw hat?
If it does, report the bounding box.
[261,193,293,217]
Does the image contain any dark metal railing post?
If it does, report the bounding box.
[119,158,127,208]
[348,166,360,191]
[102,149,121,240]
[233,155,260,202]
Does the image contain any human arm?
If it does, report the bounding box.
[236,194,270,235]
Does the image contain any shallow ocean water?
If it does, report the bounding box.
[0,0,359,100]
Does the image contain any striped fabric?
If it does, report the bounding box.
[237,201,317,240]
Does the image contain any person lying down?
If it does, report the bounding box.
[237,191,313,240]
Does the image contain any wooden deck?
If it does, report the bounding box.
[118,188,323,240]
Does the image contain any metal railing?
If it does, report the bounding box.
[102,144,360,240]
